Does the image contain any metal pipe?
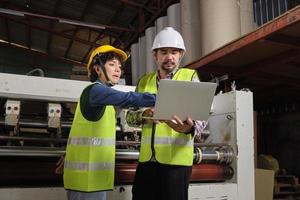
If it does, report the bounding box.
[271,0,275,19]
[199,150,219,161]
[0,135,229,148]
[284,0,288,12]
[0,8,136,32]
[260,0,264,24]
[19,121,49,128]
[0,146,235,164]
[0,147,65,157]
[0,147,140,159]
[0,136,68,143]
[254,2,258,25]
[278,0,281,15]
[116,149,139,160]
[0,133,233,163]
[0,120,121,131]
[116,141,140,146]
[265,0,269,21]
[194,142,228,147]
[194,146,234,164]
[26,68,45,77]
[0,120,68,128]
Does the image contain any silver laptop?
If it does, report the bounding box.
[151,79,217,121]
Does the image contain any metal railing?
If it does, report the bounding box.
[254,0,289,26]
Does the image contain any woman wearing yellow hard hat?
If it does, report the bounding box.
[58,45,155,200]
[87,45,128,85]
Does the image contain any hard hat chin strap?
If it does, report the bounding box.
[100,64,113,86]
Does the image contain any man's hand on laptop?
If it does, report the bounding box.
[142,108,159,124]
[163,115,194,133]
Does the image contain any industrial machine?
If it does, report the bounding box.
[0,72,254,200]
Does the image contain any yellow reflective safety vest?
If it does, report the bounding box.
[64,83,116,192]
[137,68,197,166]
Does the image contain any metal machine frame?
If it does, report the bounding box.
[0,73,254,200]
[108,90,255,200]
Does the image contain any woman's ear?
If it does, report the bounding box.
[94,65,102,76]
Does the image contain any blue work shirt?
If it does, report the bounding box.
[85,81,155,118]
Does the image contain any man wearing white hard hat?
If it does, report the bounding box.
[127,27,206,200]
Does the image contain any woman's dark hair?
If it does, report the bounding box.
[89,52,123,82]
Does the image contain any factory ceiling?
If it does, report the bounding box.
[0,0,178,67]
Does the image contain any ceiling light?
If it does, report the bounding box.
[0,8,24,17]
[59,19,105,30]
[0,8,106,30]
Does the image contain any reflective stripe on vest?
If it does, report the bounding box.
[65,160,114,171]
[142,136,193,146]
[137,68,196,166]
[68,137,115,146]
[64,83,116,192]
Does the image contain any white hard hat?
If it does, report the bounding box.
[152,27,185,51]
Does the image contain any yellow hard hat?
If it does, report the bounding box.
[87,45,128,69]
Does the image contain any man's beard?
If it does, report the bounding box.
[161,61,176,72]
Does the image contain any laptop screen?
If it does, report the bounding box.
[152,79,217,121]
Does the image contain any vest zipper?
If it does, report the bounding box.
[150,123,156,161]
